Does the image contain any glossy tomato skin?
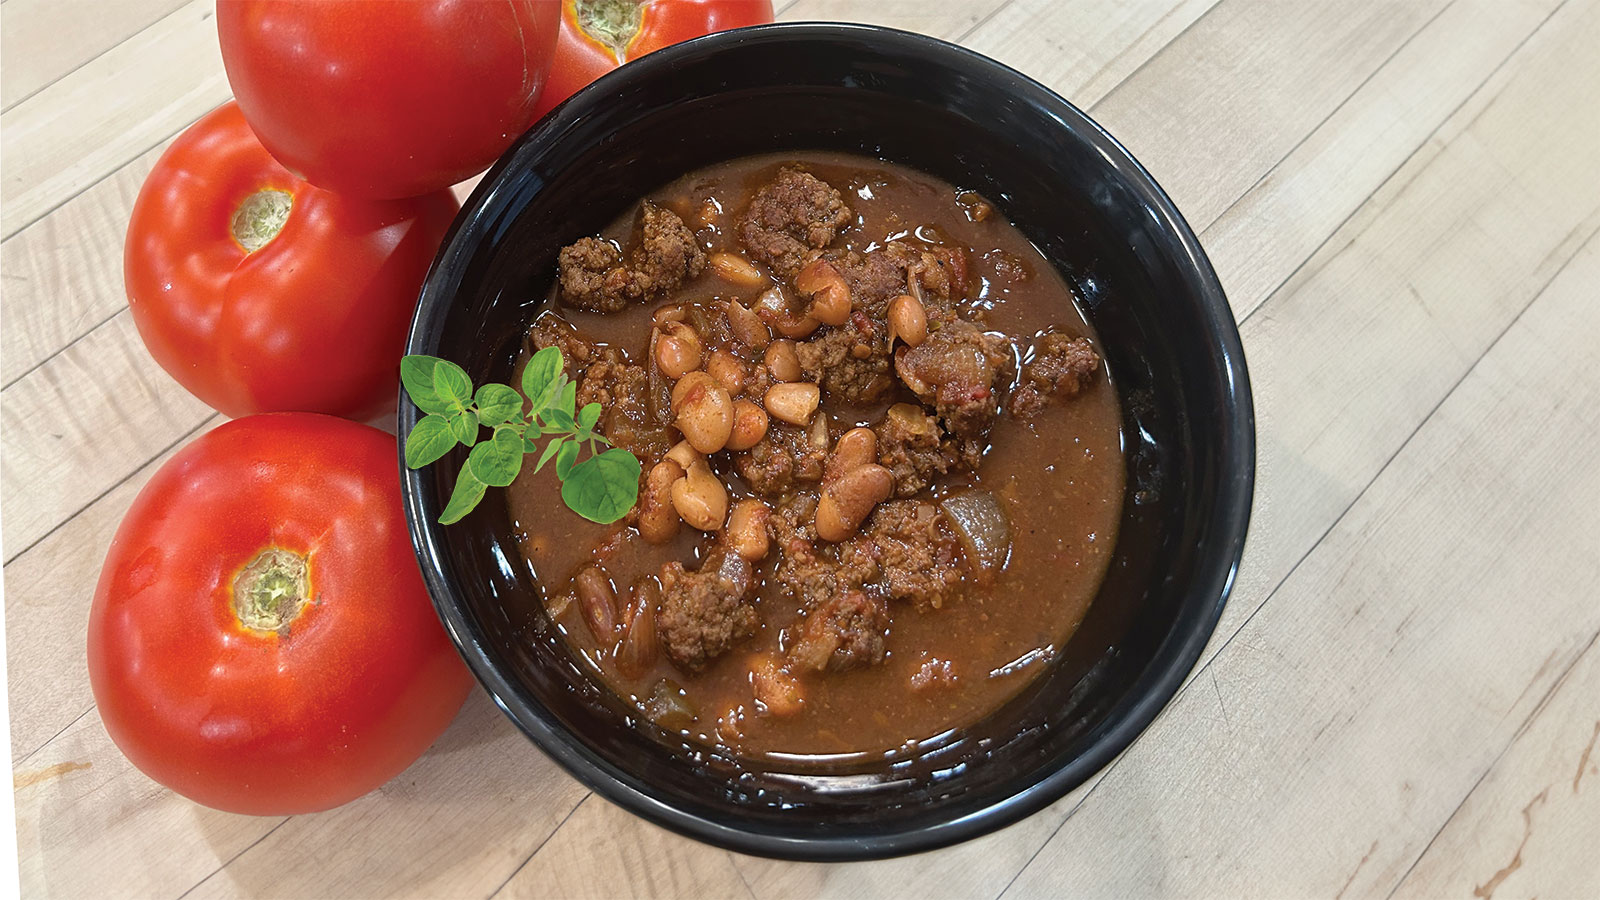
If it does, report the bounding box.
[218,0,560,198]
[125,102,459,421]
[87,414,473,816]
[531,0,774,122]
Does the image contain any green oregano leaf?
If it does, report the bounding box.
[400,349,642,526]
[405,414,456,468]
[533,435,567,473]
[468,428,524,487]
[558,379,577,419]
[432,359,473,410]
[439,466,487,525]
[400,355,450,414]
[543,406,578,434]
[447,408,479,447]
[475,383,522,425]
[521,346,563,413]
[577,402,602,433]
[554,439,580,481]
[561,449,642,524]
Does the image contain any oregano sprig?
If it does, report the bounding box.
[400,348,641,525]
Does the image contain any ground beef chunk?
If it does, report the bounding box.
[527,314,666,457]
[842,501,966,612]
[875,403,962,497]
[559,202,705,312]
[1008,332,1100,419]
[526,312,604,377]
[577,359,669,459]
[824,248,908,319]
[737,168,852,279]
[795,322,893,405]
[657,551,759,672]
[895,319,1015,452]
[787,589,889,673]
[734,421,827,497]
[883,240,968,312]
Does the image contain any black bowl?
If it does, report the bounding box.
[401,23,1253,860]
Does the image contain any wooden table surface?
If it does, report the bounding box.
[6,0,1599,897]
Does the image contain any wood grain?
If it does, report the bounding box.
[1204,0,1568,319]
[6,0,1600,895]
[0,0,190,110]
[0,311,214,558]
[999,4,1600,885]
[0,142,166,386]
[0,0,226,238]
[1012,228,1600,897]
[1393,635,1600,899]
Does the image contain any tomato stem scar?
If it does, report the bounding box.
[575,0,643,57]
[231,189,293,253]
[233,547,310,634]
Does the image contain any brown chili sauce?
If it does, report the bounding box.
[505,152,1123,760]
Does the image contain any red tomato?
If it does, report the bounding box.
[217,0,561,198]
[87,414,473,816]
[531,0,774,122]
[125,102,458,421]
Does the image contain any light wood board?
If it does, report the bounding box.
[5,0,1598,896]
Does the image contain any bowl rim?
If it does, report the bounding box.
[400,21,1255,861]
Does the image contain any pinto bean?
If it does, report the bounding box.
[671,460,728,531]
[726,499,772,562]
[764,381,820,425]
[748,652,804,717]
[654,322,703,378]
[706,349,747,395]
[670,370,714,408]
[815,464,894,542]
[824,427,878,484]
[807,413,830,450]
[652,303,687,326]
[708,251,766,287]
[764,340,802,382]
[887,293,928,348]
[794,259,851,326]
[616,579,661,678]
[726,399,770,451]
[665,439,701,471]
[574,565,618,641]
[754,286,820,338]
[674,376,733,454]
[637,459,684,544]
[726,299,771,349]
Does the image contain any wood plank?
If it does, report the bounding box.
[12,711,286,900]
[0,310,213,559]
[12,687,570,899]
[0,0,188,110]
[1000,71,1600,900]
[176,691,589,900]
[0,142,165,386]
[4,414,215,759]
[0,0,227,239]
[1204,0,1567,319]
[964,0,1222,108]
[998,0,1600,877]
[1200,0,1600,692]
[1392,638,1600,900]
[492,796,755,900]
[777,0,1008,36]
[1087,0,1453,230]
